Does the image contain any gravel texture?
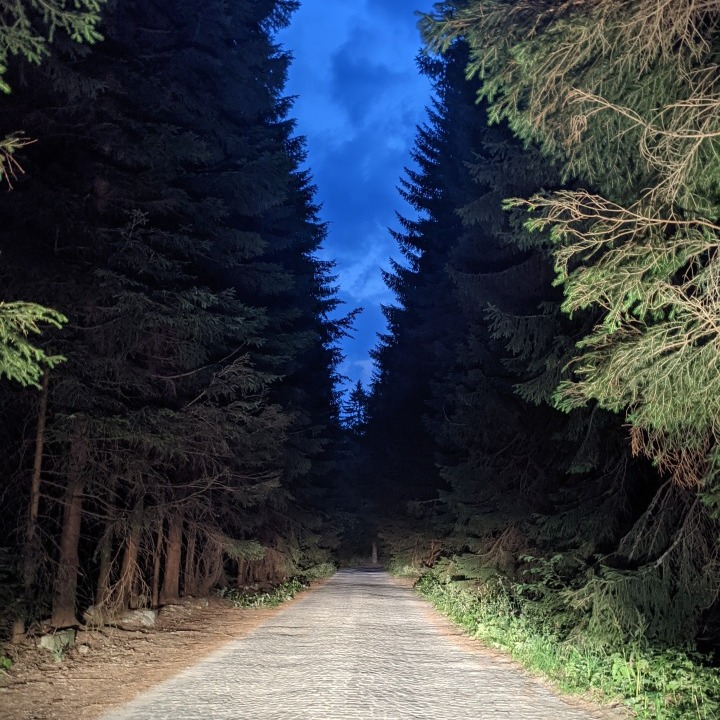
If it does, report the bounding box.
[102,568,614,719]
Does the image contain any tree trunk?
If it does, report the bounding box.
[159,508,183,605]
[197,545,224,596]
[184,522,197,596]
[117,499,143,609]
[151,516,163,608]
[95,528,113,609]
[51,435,87,628]
[95,477,118,608]
[236,558,246,587]
[14,370,50,639]
[22,369,49,589]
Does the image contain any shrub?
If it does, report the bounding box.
[415,570,720,719]
[219,578,308,609]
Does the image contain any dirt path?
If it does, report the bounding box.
[1,571,626,720]
[100,568,622,720]
[0,593,312,720]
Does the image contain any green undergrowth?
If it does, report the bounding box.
[219,564,335,609]
[414,570,720,720]
[384,558,422,578]
[219,578,308,608]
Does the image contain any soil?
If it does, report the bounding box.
[0,594,304,720]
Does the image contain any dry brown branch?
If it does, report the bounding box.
[568,85,720,204]
[0,135,35,189]
[520,190,720,253]
[631,426,712,490]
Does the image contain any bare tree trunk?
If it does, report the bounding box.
[151,516,163,608]
[197,545,224,596]
[159,508,183,605]
[184,522,197,596]
[117,499,143,609]
[95,528,113,608]
[236,558,246,587]
[23,369,49,589]
[14,371,50,640]
[51,435,87,627]
[95,477,118,608]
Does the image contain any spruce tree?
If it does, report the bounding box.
[366,49,477,516]
[419,0,720,647]
[422,0,720,510]
[0,0,341,627]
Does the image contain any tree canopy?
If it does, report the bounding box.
[0,0,107,386]
[0,0,343,631]
[422,0,720,504]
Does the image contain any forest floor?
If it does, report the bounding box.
[0,592,310,720]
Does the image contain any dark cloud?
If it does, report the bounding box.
[330,34,407,127]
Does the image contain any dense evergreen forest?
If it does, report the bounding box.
[350,0,720,716]
[3,0,720,716]
[0,0,346,634]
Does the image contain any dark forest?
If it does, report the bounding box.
[2,1,720,717]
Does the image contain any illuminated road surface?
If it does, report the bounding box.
[102,568,615,720]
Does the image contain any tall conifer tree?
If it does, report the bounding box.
[419,0,720,646]
[367,48,478,512]
[0,0,341,626]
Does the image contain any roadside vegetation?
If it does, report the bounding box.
[219,564,335,609]
[403,563,720,720]
[351,3,720,718]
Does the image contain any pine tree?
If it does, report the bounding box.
[0,0,106,387]
[0,0,341,627]
[420,0,720,647]
[341,381,370,435]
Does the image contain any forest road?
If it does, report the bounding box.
[101,568,616,720]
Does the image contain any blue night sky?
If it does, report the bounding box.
[277,0,436,393]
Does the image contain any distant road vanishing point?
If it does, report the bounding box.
[102,568,615,720]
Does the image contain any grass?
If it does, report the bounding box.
[414,571,720,720]
[218,563,336,609]
[219,578,308,608]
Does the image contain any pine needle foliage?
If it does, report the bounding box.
[0,301,65,387]
[422,1,720,504]
[0,0,105,385]
[0,0,105,93]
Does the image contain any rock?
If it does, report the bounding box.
[181,597,209,609]
[37,629,76,655]
[82,605,108,626]
[158,603,188,618]
[77,644,90,655]
[115,609,157,630]
[82,605,158,629]
[159,597,208,619]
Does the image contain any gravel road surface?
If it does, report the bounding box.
[102,568,613,719]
